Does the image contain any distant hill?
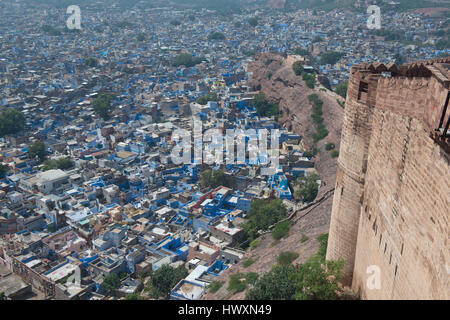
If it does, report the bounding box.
[18,0,450,12]
[290,0,450,12]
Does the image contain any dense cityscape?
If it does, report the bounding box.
[0,0,448,301]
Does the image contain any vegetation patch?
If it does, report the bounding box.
[0,109,26,138]
[208,281,224,294]
[42,158,74,171]
[295,173,320,203]
[325,143,335,151]
[253,93,279,117]
[271,220,292,240]
[246,233,346,300]
[146,264,188,299]
[172,53,205,68]
[242,258,257,268]
[241,199,287,247]
[197,92,218,105]
[277,251,299,266]
[227,273,247,293]
[249,238,260,250]
[308,94,328,143]
[330,150,340,158]
[335,81,348,99]
[245,272,259,285]
[93,93,115,121]
[319,51,345,65]
[200,169,229,188]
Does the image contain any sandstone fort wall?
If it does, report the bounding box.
[326,58,450,299]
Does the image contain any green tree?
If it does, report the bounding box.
[335,81,348,99]
[294,47,309,56]
[248,17,259,27]
[330,150,339,158]
[246,265,297,300]
[253,93,279,117]
[325,143,335,151]
[42,24,61,36]
[0,164,6,178]
[93,93,115,120]
[295,173,320,203]
[208,32,226,40]
[28,141,46,162]
[319,51,345,65]
[208,281,224,293]
[125,293,145,300]
[227,273,247,293]
[312,35,323,43]
[197,92,218,105]
[245,272,259,285]
[0,109,26,137]
[85,57,98,68]
[271,220,292,240]
[101,273,121,295]
[295,255,344,300]
[277,251,299,266]
[42,158,74,171]
[200,169,229,188]
[147,264,188,299]
[242,199,287,243]
[246,233,345,300]
[137,34,146,42]
[302,72,316,89]
[172,53,204,68]
[292,61,304,76]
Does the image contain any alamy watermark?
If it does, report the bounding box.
[367,5,382,30]
[66,5,82,30]
[366,265,381,290]
[170,118,280,176]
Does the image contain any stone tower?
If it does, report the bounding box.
[327,58,450,299]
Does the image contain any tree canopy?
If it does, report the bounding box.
[42,158,74,171]
[295,173,320,203]
[101,273,121,295]
[85,57,98,68]
[28,141,46,162]
[147,264,188,299]
[0,109,26,137]
[172,53,205,68]
[319,51,345,65]
[208,32,226,40]
[248,17,259,27]
[253,93,279,117]
[335,81,348,99]
[292,61,304,76]
[246,234,345,300]
[0,164,6,178]
[245,265,297,300]
[93,93,115,120]
[242,199,287,243]
[196,92,218,105]
[201,169,229,189]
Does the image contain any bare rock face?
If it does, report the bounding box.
[267,0,286,9]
